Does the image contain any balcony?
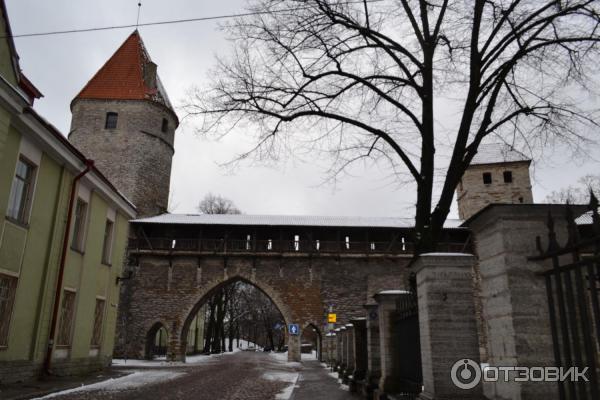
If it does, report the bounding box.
[128,238,470,256]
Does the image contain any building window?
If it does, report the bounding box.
[503,171,513,183]
[57,290,76,346]
[91,298,105,347]
[161,118,169,133]
[482,172,492,185]
[101,219,114,265]
[104,112,118,129]
[0,275,18,347]
[71,199,88,252]
[7,157,36,224]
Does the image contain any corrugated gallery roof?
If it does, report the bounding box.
[575,210,599,225]
[73,30,174,112]
[132,213,464,228]
[471,143,531,166]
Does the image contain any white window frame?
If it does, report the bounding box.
[71,197,89,252]
[101,218,115,265]
[0,273,19,348]
[90,296,106,348]
[6,156,38,225]
[57,288,77,347]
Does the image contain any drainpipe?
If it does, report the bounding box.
[44,159,94,374]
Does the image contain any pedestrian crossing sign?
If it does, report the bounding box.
[289,324,299,335]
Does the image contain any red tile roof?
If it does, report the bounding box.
[74,30,174,113]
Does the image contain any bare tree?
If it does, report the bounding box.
[545,174,600,203]
[187,0,600,252]
[197,193,241,215]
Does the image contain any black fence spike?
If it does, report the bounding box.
[591,192,600,236]
[590,189,599,211]
[565,204,580,246]
[547,211,560,252]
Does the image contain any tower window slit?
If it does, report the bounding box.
[105,112,118,129]
[482,172,492,184]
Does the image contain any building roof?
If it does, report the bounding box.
[0,0,43,105]
[73,30,175,115]
[132,213,464,229]
[470,143,531,166]
[575,210,599,225]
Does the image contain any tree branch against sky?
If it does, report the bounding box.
[198,193,242,214]
[545,174,600,203]
[186,0,600,252]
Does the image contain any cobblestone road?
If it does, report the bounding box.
[36,352,359,400]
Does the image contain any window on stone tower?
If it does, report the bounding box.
[161,118,169,133]
[503,171,513,183]
[105,112,118,129]
[482,172,492,184]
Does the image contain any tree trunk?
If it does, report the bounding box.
[415,48,436,255]
[203,300,216,354]
[228,321,234,352]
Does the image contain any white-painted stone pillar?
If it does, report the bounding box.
[414,253,484,400]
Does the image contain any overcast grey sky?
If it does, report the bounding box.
[6,0,599,218]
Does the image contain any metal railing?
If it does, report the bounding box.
[530,197,600,400]
[128,237,469,254]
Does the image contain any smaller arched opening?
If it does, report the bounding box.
[145,322,168,360]
[300,323,322,361]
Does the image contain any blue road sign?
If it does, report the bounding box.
[289,324,299,335]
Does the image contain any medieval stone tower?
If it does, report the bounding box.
[69,30,178,217]
[456,144,534,220]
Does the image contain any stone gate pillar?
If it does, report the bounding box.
[338,326,348,378]
[329,332,338,369]
[350,317,367,391]
[322,333,329,364]
[465,205,581,400]
[373,291,403,396]
[343,324,355,383]
[414,253,483,400]
[335,328,342,371]
[363,303,381,397]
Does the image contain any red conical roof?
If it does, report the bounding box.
[74,30,174,113]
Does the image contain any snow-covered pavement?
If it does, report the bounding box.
[30,350,358,400]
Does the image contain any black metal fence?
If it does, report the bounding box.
[531,196,600,399]
[392,278,422,398]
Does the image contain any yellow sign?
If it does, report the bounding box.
[328,313,337,323]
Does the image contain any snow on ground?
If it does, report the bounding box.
[113,340,259,367]
[269,351,290,362]
[32,370,184,399]
[300,350,318,360]
[267,351,304,368]
[262,371,300,400]
[326,370,351,392]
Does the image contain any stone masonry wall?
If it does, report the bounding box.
[69,99,176,217]
[457,161,533,220]
[116,253,410,361]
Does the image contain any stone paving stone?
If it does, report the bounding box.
[290,359,360,400]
